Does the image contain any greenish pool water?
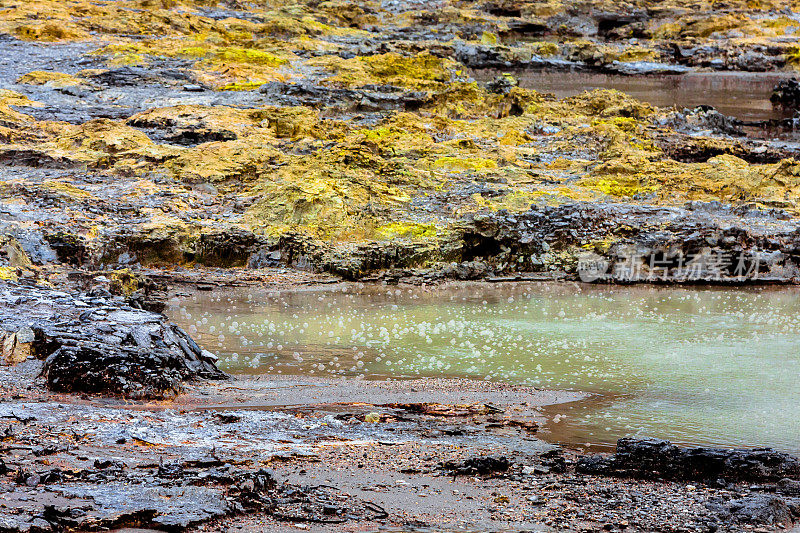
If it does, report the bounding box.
[167,283,800,452]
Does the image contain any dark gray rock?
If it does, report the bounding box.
[681,105,744,136]
[85,66,197,88]
[486,74,519,95]
[259,80,428,112]
[1,282,227,399]
[778,477,800,495]
[441,456,511,476]
[706,494,792,526]
[459,201,800,283]
[577,438,800,482]
[51,483,228,531]
[0,224,58,265]
[734,51,775,72]
[772,78,800,109]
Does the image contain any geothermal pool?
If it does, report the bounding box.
[166,283,800,452]
[472,70,793,123]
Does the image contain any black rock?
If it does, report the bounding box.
[86,66,197,88]
[441,455,511,476]
[577,438,800,482]
[158,461,185,479]
[259,81,428,112]
[771,78,800,109]
[486,74,519,95]
[213,413,242,424]
[458,201,800,283]
[1,282,227,400]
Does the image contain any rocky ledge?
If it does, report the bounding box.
[578,438,800,482]
[577,439,800,529]
[459,201,800,283]
[0,281,226,399]
[270,200,800,283]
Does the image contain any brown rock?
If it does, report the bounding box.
[2,331,16,365]
[2,328,33,365]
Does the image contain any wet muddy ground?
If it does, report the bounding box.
[3,366,800,533]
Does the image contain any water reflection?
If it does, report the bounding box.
[472,70,793,123]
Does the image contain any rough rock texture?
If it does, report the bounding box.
[577,438,800,482]
[457,201,800,282]
[441,456,512,476]
[706,494,797,526]
[0,281,226,399]
[772,78,800,109]
[1,0,799,289]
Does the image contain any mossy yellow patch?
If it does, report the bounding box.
[41,180,98,199]
[376,222,438,240]
[109,268,139,297]
[94,37,297,89]
[760,16,797,35]
[127,106,349,182]
[423,83,541,119]
[241,123,446,240]
[592,178,658,198]
[342,119,437,160]
[131,104,328,141]
[54,119,153,156]
[108,53,148,67]
[472,190,545,212]
[246,168,413,240]
[787,45,800,68]
[208,47,288,67]
[0,267,17,281]
[0,0,221,43]
[16,71,83,87]
[583,153,800,209]
[260,106,333,139]
[259,12,367,38]
[616,47,660,62]
[433,157,498,172]
[0,90,43,125]
[563,89,654,119]
[167,135,283,183]
[128,105,259,137]
[8,118,158,169]
[13,22,88,41]
[652,21,682,40]
[195,47,294,89]
[314,0,379,29]
[591,116,638,133]
[310,52,455,90]
[481,31,498,45]
[681,14,747,38]
[529,41,561,57]
[567,41,660,64]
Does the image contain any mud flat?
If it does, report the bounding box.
[3,354,800,532]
